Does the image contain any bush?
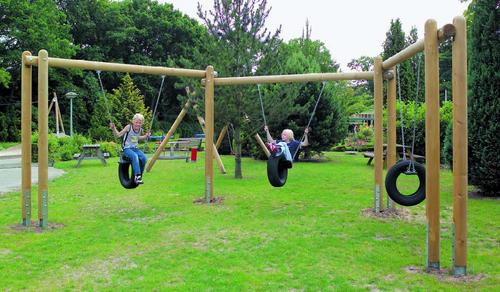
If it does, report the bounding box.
[98,141,121,157]
[390,100,452,162]
[32,132,91,162]
[442,121,453,169]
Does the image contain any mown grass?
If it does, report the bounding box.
[0,152,498,290]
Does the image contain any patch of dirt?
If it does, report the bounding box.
[8,221,65,233]
[405,266,486,283]
[362,208,411,220]
[193,196,225,205]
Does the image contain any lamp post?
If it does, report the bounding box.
[65,91,77,136]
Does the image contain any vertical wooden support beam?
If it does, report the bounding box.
[255,133,270,158]
[425,19,440,270]
[386,67,397,209]
[21,51,32,227]
[145,100,192,172]
[373,56,384,212]
[37,50,49,228]
[452,15,467,276]
[215,124,228,150]
[204,66,215,203]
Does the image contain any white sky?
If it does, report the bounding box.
[161,0,470,70]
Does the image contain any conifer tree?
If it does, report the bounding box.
[468,0,499,196]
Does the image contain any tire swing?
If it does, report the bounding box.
[96,71,166,189]
[258,82,326,187]
[267,150,293,187]
[385,57,426,206]
[118,153,141,189]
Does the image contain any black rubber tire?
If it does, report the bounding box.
[118,153,145,189]
[118,161,139,189]
[385,160,426,206]
[267,153,290,187]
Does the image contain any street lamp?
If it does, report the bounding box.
[65,91,78,136]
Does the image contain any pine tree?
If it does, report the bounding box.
[198,0,281,178]
[382,19,415,101]
[89,74,152,142]
[468,0,500,196]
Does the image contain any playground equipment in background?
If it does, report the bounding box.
[48,92,66,137]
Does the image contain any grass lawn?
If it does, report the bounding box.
[0,152,498,290]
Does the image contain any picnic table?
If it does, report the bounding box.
[363,144,425,165]
[74,144,109,168]
[157,138,203,161]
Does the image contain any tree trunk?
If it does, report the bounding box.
[234,124,242,179]
[234,91,243,179]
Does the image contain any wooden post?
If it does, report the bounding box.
[21,51,32,227]
[386,67,397,209]
[204,66,215,203]
[452,15,467,276]
[57,100,65,134]
[38,50,49,228]
[145,100,192,172]
[193,112,226,174]
[255,133,270,158]
[425,19,440,270]
[215,124,228,150]
[373,56,384,212]
[25,56,206,78]
[54,92,65,134]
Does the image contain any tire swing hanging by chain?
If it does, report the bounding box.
[97,71,164,189]
[385,56,426,206]
[258,82,326,187]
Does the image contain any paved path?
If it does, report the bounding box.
[0,144,65,195]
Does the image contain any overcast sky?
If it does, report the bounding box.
[161,0,470,70]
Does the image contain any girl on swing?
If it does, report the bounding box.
[110,113,150,184]
[264,125,310,162]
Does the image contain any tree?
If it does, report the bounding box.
[256,38,347,158]
[89,74,152,142]
[382,19,415,101]
[347,56,374,94]
[0,0,76,141]
[197,0,281,178]
[58,0,211,136]
[467,0,499,196]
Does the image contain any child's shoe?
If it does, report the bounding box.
[135,175,144,184]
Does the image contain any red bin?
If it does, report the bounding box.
[190,148,198,162]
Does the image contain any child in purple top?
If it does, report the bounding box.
[264,126,310,161]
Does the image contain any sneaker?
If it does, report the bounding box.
[135,175,144,184]
[266,142,278,153]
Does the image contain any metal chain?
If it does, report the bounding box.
[257,84,267,126]
[396,64,407,161]
[292,81,327,161]
[409,54,422,166]
[148,75,166,134]
[96,71,113,124]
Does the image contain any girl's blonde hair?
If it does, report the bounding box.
[282,129,294,140]
[132,113,144,122]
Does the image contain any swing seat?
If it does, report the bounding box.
[385,160,426,206]
[117,152,144,189]
[267,152,292,187]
